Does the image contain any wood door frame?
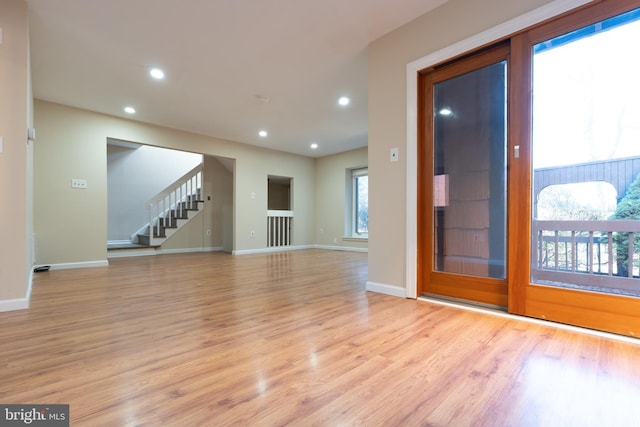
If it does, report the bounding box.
[418,43,510,308]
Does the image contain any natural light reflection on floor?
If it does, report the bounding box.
[518,354,640,426]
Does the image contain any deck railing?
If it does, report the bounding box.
[533,220,640,292]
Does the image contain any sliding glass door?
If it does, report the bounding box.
[419,44,509,308]
[418,0,640,337]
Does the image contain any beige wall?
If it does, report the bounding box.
[34,100,316,264]
[0,0,30,304]
[367,0,559,292]
[315,147,368,251]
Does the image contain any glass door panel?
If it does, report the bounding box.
[531,8,640,297]
[433,61,507,280]
[419,44,510,308]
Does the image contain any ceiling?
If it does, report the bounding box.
[26,0,447,157]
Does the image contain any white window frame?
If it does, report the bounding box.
[346,167,368,239]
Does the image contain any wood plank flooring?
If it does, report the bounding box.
[1,249,640,426]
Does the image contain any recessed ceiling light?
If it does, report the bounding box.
[259,130,268,138]
[338,96,350,106]
[149,68,165,80]
[124,106,136,114]
[310,143,318,149]
[439,107,453,116]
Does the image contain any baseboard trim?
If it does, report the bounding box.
[233,245,368,255]
[108,246,226,258]
[63,245,361,262]
[157,247,225,255]
[107,248,156,258]
[0,268,35,313]
[0,298,29,312]
[47,260,109,270]
[366,281,407,298]
[314,244,368,253]
[107,239,131,245]
[233,245,315,255]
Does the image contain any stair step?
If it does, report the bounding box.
[137,231,166,244]
[170,211,189,219]
[174,202,202,211]
[158,217,177,227]
[138,184,204,247]
[137,234,150,246]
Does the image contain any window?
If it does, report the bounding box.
[348,168,368,238]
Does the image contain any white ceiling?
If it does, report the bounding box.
[27,0,447,157]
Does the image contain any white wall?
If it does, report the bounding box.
[107,142,202,241]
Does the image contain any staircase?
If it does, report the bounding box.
[134,164,204,247]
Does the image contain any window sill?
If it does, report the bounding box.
[343,236,368,242]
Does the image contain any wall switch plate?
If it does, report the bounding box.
[0,27,3,45]
[71,179,88,189]
[0,136,3,153]
[390,147,399,162]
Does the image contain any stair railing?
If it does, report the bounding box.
[147,164,203,239]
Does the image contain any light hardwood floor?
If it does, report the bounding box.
[1,249,640,426]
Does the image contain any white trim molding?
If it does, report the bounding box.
[106,244,364,259]
[366,281,407,298]
[108,246,226,259]
[107,239,131,246]
[233,245,367,256]
[405,0,593,300]
[232,245,315,256]
[47,260,109,270]
[107,248,156,259]
[1,269,35,312]
[315,244,368,253]
[0,298,29,312]
[158,247,225,255]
